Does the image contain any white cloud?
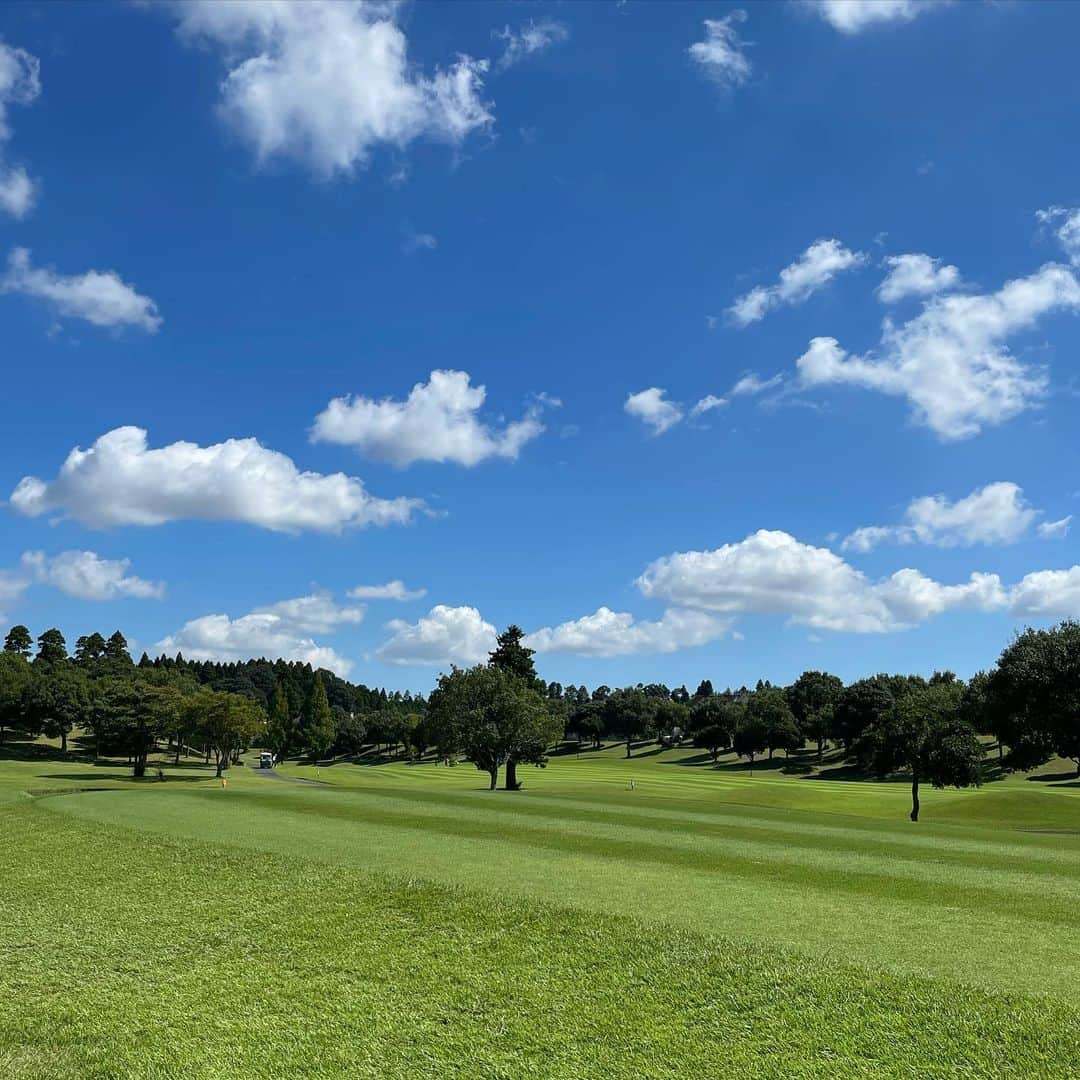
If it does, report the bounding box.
[730,372,784,396]
[10,425,421,533]
[376,604,496,666]
[1010,568,1080,620]
[252,593,364,634]
[1037,516,1072,540]
[312,370,548,467]
[688,12,752,90]
[1,248,161,331]
[157,597,354,675]
[842,481,1041,552]
[525,606,730,657]
[625,388,684,435]
[348,579,426,602]
[0,40,40,218]
[810,1,946,34]
[877,253,960,303]
[168,1,492,178]
[1037,206,1080,267]
[796,263,1080,439]
[636,529,1007,633]
[401,221,436,254]
[495,19,568,70]
[689,394,728,418]
[729,239,866,326]
[20,550,165,601]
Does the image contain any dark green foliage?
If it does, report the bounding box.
[300,673,335,760]
[834,677,894,749]
[786,671,843,759]
[428,665,560,789]
[0,652,30,741]
[857,683,983,821]
[2,624,32,657]
[23,664,90,753]
[35,628,68,666]
[693,724,732,763]
[988,622,1080,775]
[746,686,800,759]
[603,687,654,758]
[488,625,540,687]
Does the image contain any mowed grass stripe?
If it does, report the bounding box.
[46,786,1080,999]
[7,798,1080,1079]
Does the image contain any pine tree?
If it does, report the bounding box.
[488,625,539,686]
[300,673,335,761]
[266,686,293,761]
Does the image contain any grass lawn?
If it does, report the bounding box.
[3,738,1080,1077]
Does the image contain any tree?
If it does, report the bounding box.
[300,673,335,760]
[4,624,33,657]
[857,683,982,821]
[834,677,894,750]
[197,691,265,777]
[604,687,653,758]
[693,724,732,764]
[35,628,68,666]
[74,632,108,667]
[265,686,294,762]
[787,671,843,759]
[570,700,605,749]
[692,679,714,700]
[987,623,1080,775]
[488,625,540,688]
[733,715,768,768]
[23,665,90,753]
[746,687,800,759]
[427,665,558,790]
[93,679,179,776]
[0,651,30,742]
[653,699,688,744]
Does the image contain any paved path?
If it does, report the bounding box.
[247,763,327,785]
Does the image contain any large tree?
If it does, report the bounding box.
[23,665,90,753]
[746,686,800,759]
[3,624,32,657]
[0,651,30,742]
[987,622,1080,775]
[604,687,654,759]
[857,683,983,821]
[427,665,558,790]
[35,628,68,666]
[787,671,843,759]
[197,690,265,777]
[265,685,295,762]
[488,625,540,688]
[834,677,894,750]
[300,673,335,760]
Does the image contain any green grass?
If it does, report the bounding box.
[3,737,1080,1077]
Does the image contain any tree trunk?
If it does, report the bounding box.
[910,774,920,822]
[215,753,224,778]
[817,736,825,761]
[174,741,182,766]
[60,729,67,753]
[625,738,632,759]
[488,766,498,791]
[505,759,521,791]
[998,741,1004,763]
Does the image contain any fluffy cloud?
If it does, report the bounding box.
[525,606,730,657]
[728,239,866,326]
[1037,206,1080,267]
[810,0,946,34]
[0,40,40,218]
[1,248,161,331]
[376,604,496,666]
[312,370,548,467]
[20,550,164,601]
[0,569,29,623]
[842,481,1044,552]
[730,372,784,396]
[157,593,361,675]
[10,425,421,533]
[348,580,426,602]
[495,19,568,70]
[877,253,960,303]
[796,263,1080,439]
[636,529,1007,633]
[689,394,728,418]
[688,12,752,90]
[168,1,492,178]
[1009,568,1080,620]
[625,388,684,435]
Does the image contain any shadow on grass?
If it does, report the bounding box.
[0,741,94,764]
[36,771,211,785]
[1028,770,1080,784]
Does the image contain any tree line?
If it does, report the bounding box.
[3,618,1080,820]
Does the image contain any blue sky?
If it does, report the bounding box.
[3,0,1080,692]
